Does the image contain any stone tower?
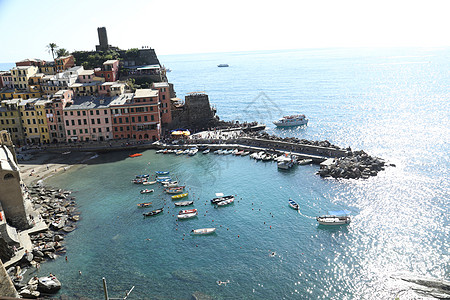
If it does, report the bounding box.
[97,27,109,51]
[0,131,29,230]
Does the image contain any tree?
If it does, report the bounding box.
[46,43,59,59]
[56,48,69,58]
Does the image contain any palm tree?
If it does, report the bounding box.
[46,43,58,59]
[56,48,69,58]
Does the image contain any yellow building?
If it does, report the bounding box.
[18,98,49,144]
[10,66,38,91]
[0,99,23,145]
[39,64,56,75]
[69,82,99,97]
[0,89,15,100]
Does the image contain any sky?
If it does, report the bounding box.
[0,0,449,62]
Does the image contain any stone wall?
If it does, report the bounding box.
[0,260,18,298]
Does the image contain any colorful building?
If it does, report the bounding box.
[94,60,119,82]
[10,66,38,91]
[98,82,125,97]
[45,89,73,143]
[54,55,75,72]
[63,96,113,142]
[152,82,172,125]
[18,99,49,144]
[0,99,23,144]
[110,89,160,141]
[0,72,13,89]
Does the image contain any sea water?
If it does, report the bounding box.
[43,48,449,299]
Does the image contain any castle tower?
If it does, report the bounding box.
[96,27,109,51]
[0,131,29,230]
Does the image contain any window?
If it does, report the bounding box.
[144,116,148,121]
[151,115,154,121]
[106,127,110,132]
[150,107,153,111]
[85,129,88,133]
[73,129,76,135]
[104,110,107,114]
[98,128,102,132]
[84,119,87,125]
[93,128,96,133]
[132,117,135,122]
[96,110,100,115]
[118,117,122,123]
[90,111,93,115]
[70,111,73,116]
[77,111,80,116]
[138,116,141,122]
[78,120,81,125]
[91,119,95,125]
[67,130,70,135]
[125,117,129,123]
[97,118,101,124]
[79,129,83,134]
[82,111,86,116]
[105,118,109,123]
[71,120,75,126]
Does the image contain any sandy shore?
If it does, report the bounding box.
[18,151,96,186]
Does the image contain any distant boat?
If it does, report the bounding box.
[273,115,308,127]
[216,197,234,206]
[288,198,299,210]
[136,174,150,178]
[137,202,152,208]
[155,171,170,175]
[171,192,188,199]
[202,149,210,154]
[143,181,157,185]
[191,228,216,235]
[129,153,142,158]
[143,208,163,217]
[174,200,194,207]
[163,181,179,187]
[297,159,313,165]
[132,178,148,184]
[140,189,154,194]
[179,209,197,215]
[217,64,229,67]
[316,210,351,225]
[178,212,198,219]
[211,195,234,204]
[277,159,294,170]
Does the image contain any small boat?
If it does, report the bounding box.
[182,149,190,155]
[202,149,210,154]
[163,181,179,187]
[155,171,170,175]
[129,153,142,158]
[277,159,294,170]
[211,195,235,204]
[216,197,234,206]
[316,210,351,226]
[143,181,157,185]
[137,202,152,208]
[178,212,198,219]
[191,228,216,235]
[235,150,244,156]
[176,150,184,155]
[171,192,188,199]
[165,186,185,194]
[231,149,239,155]
[174,200,194,207]
[188,148,198,156]
[298,159,313,165]
[273,114,308,127]
[179,209,197,215]
[136,174,150,178]
[143,208,163,217]
[140,189,154,194]
[132,178,148,184]
[156,149,165,154]
[241,151,250,156]
[288,198,299,210]
[217,64,229,67]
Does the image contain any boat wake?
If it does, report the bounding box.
[297,210,316,220]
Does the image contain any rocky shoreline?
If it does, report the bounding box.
[6,184,79,298]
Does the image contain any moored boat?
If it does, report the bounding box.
[163,181,179,187]
[143,208,163,217]
[177,212,198,219]
[202,149,210,154]
[217,64,229,67]
[129,153,142,158]
[171,192,188,199]
[174,200,194,206]
[273,114,308,127]
[216,197,234,206]
[140,189,154,194]
[298,159,313,165]
[155,171,170,175]
[136,174,150,178]
[132,178,148,184]
[316,210,351,225]
[165,186,185,194]
[211,195,235,204]
[288,198,299,210]
[191,227,216,235]
[137,202,152,208]
[143,181,157,185]
[179,208,197,215]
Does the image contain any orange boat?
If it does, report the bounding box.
[129,153,142,158]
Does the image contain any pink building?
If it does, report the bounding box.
[77,69,95,83]
[94,60,119,82]
[63,96,113,142]
[152,82,172,125]
[45,89,74,143]
[98,82,125,97]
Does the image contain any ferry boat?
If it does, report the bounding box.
[273,115,308,127]
[316,210,351,226]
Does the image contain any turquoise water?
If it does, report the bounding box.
[43,48,449,299]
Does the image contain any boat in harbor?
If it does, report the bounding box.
[202,149,210,154]
[143,208,163,217]
[316,210,351,225]
[191,228,216,235]
[216,197,234,206]
[140,189,154,194]
[179,209,197,215]
[136,174,150,178]
[188,148,198,156]
[288,198,299,210]
[129,153,143,158]
[165,186,185,194]
[273,114,308,127]
[155,171,170,175]
[172,192,188,199]
[174,200,194,206]
[163,181,179,187]
[298,158,313,165]
[211,194,235,204]
[132,178,148,184]
[277,159,294,170]
[217,64,229,67]
[143,181,157,185]
[177,212,198,219]
[137,202,152,208]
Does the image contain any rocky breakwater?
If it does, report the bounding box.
[318,150,394,179]
[6,185,79,298]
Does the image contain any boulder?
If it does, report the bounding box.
[19,289,40,299]
[37,276,61,293]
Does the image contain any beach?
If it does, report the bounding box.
[18,151,96,187]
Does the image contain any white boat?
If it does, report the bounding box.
[316,210,351,226]
[277,159,294,169]
[288,198,299,210]
[177,212,198,219]
[241,151,250,156]
[182,149,190,155]
[163,181,179,187]
[143,181,157,185]
[140,189,154,194]
[298,158,313,165]
[217,64,229,67]
[273,114,308,127]
[174,200,194,206]
[176,150,184,155]
[216,197,234,206]
[231,149,239,155]
[191,228,216,235]
[202,149,210,154]
[188,148,198,156]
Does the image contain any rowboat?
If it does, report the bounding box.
[137,202,152,208]
[174,200,194,206]
[163,181,179,187]
[177,212,198,219]
[143,208,163,217]
[216,197,234,206]
[298,159,313,165]
[129,153,142,158]
[155,171,170,175]
[179,209,197,215]
[288,198,299,210]
[316,210,351,226]
[140,189,154,194]
[165,186,185,194]
[143,181,156,185]
[211,195,234,204]
[132,178,148,184]
[191,228,216,235]
[202,149,210,154]
[172,192,188,199]
[157,177,171,183]
[135,174,150,178]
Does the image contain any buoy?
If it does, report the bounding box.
[238,235,240,238]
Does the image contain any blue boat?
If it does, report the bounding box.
[135,174,150,178]
[288,198,299,210]
[155,171,170,175]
